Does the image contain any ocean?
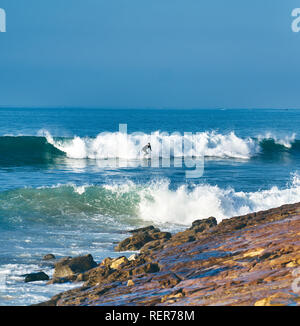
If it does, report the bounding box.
[0,108,300,305]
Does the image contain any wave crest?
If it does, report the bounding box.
[257,132,297,149]
[1,174,299,227]
[0,130,299,166]
[43,130,259,160]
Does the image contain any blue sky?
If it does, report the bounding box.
[0,0,300,108]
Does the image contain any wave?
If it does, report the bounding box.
[0,130,299,166]
[43,130,259,160]
[0,136,64,166]
[0,183,142,229]
[257,132,297,149]
[1,174,300,227]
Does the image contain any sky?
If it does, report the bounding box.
[0,0,300,109]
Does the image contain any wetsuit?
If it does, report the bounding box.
[142,144,152,155]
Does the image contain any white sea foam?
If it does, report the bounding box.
[72,185,88,195]
[11,173,300,227]
[257,132,297,148]
[106,173,300,226]
[1,174,300,305]
[0,263,82,306]
[42,130,260,160]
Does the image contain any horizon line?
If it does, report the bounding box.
[1,106,300,110]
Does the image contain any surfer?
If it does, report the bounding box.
[142,143,152,156]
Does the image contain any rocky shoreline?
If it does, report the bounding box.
[33,202,300,306]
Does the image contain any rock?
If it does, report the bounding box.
[164,230,196,248]
[127,279,135,286]
[254,298,272,306]
[161,289,184,303]
[47,276,77,285]
[78,255,149,287]
[152,272,182,288]
[100,256,129,269]
[129,226,157,234]
[190,216,217,232]
[164,217,218,249]
[53,254,97,279]
[140,238,169,253]
[43,254,56,260]
[286,261,299,268]
[110,256,128,269]
[115,226,171,251]
[36,202,300,307]
[24,271,49,283]
[132,262,160,276]
[243,248,265,258]
[82,265,112,286]
[128,254,139,261]
[100,257,113,267]
[115,232,152,251]
[254,293,295,306]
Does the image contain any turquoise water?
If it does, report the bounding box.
[0,108,300,305]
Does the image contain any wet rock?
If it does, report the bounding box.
[161,289,185,303]
[164,217,218,249]
[100,256,130,269]
[115,233,152,251]
[131,262,160,276]
[100,257,113,267]
[115,226,171,251]
[24,271,49,283]
[129,226,157,234]
[164,230,196,248]
[43,254,56,260]
[128,254,139,261]
[163,216,217,249]
[243,248,265,258]
[286,261,299,268]
[36,202,300,306]
[80,255,150,287]
[190,216,217,232]
[254,292,297,306]
[47,276,77,285]
[81,265,112,286]
[140,238,169,253]
[151,272,182,288]
[110,256,129,269]
[127,279,135,286]
[53,254,97,279]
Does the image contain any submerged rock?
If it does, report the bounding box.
[43,254,56,261]
[24,272,49,283]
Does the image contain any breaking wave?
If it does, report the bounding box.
[0,130,299,166]
[1,173,299,227]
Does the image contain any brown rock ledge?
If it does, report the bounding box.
[35,202,300,306]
